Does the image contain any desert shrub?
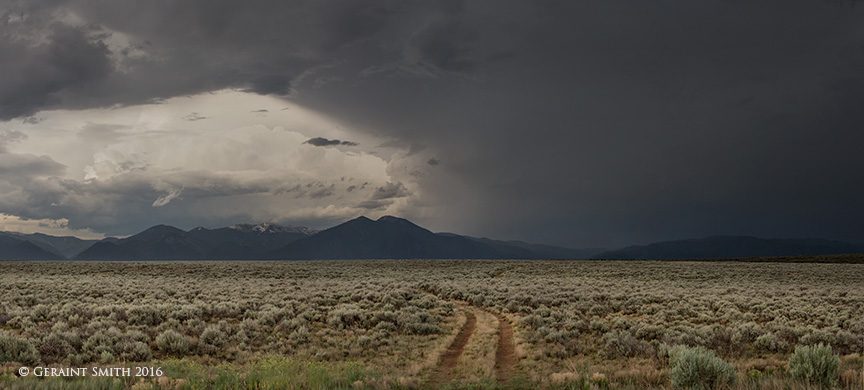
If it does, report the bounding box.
[328,306,364,329]
[395,307,439,335]
[589,319,610,333]
[668,346,736,389]
[117,341,152,362]
[799,329,836,347]
[754,333,787,353]
[731,322,764,345]
[545,329,571,344]
[289,326,310,342]
[788,343,839,389]
[603,329,645,358]
[357,335,375,348]
[83,328,123,356]
[169,304,203,322]
[199,325,228,349]
[412,295,437,309]
[30,304,51,322]
[373,321,397,333]
[155,330,192,356]
[535,305,552,317]
[373,310,398,325]
[634,323,665,341]
[833,330,860,354]
[700,325,735,355]
[37,333,72,364]
[278,317,307,333]
[611,317,633,330]
[68,313,86,327]
[588,304,609,316]
[99,350,115,363]
[0,331,40,365]
[213,301,242,318]
[521,314,546,329]
[239,318,260,338]
[128,305,164,326]
[123,330,150,344]
[406,322,441,335]
[6,315,36,332]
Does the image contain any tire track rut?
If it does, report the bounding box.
[429,310,476,385]
[494,313,516,384]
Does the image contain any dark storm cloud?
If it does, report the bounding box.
[0,130,63,177]
[182,113,209,121]
[307,184,335,199]
[371,182,410,200]
[304,137,358,147]
[356,200,390,210]
[0,22,113,119]
[3,0,864,246]
[0,154,65,176]
[290,0,864,246]
[21,117,44,125]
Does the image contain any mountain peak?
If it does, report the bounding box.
[266,215,531,260]
[376,215,421,229]
[136,225,185,235]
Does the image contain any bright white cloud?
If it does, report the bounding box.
[0,90,418,236]
[0,213,105,239]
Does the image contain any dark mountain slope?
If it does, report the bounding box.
[594,235,864,260]
[73,223,319,260]
[267,216,537,260]
[74,225,207,260]
[0,235,64,260]
[187,223,317,259]
[0,232,99,258]
[465,236,606,259]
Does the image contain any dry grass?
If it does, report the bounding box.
[452,307,496,382]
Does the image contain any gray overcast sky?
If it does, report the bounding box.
[1,0,863,247]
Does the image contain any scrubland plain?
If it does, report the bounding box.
[0,257,862,389]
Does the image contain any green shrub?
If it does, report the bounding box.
[0,331,40,365]
[668,346,737,389]
[788,343,839,389]
[155,330,192,356]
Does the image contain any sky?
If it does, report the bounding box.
[1,0,863,248]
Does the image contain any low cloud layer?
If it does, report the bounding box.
[1,1,863,247]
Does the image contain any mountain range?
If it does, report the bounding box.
[593,235,864,260]
[0,216,861,260]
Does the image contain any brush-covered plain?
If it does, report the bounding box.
[0,258,862,389]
